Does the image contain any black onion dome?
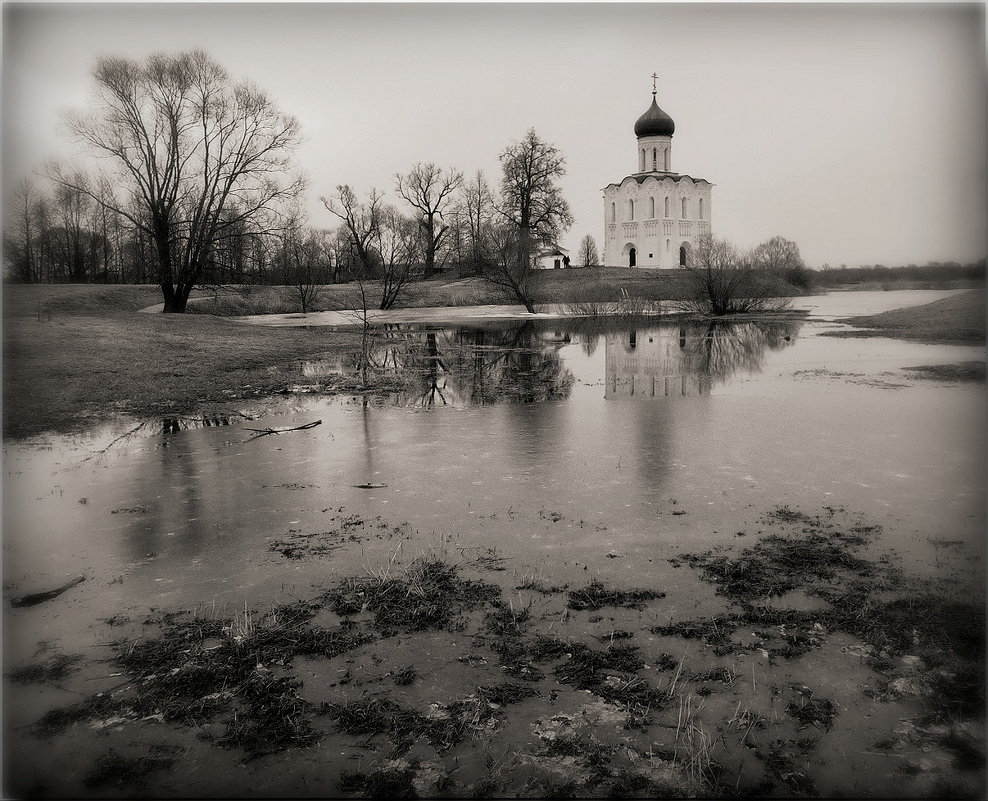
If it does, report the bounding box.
[634,97,675,138]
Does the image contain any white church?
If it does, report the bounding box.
[602,84,713,269]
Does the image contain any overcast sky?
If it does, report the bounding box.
[3,2,985,267]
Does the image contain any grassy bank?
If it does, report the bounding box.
[179,269,700,316]
[2,313,367,439]
[2,271,700,318]
[830,289,985,344]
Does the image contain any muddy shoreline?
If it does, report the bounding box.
[5,503,984,798]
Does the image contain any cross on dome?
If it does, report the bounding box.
[633,79,675,138]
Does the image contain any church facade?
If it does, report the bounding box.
[602,89,713,269]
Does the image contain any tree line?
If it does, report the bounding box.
[3,50,578,313]
[816,261,985,287]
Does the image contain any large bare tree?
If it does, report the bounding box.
[394,163,462,279]
[484,129,573,312]
[53,50,303,311]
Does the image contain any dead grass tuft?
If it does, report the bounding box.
[324,558,499,634]
[566,580,666,611]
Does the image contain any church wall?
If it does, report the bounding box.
[603,178,712,269]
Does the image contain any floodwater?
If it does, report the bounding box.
[3,289,985,796]
[5,290,983,607]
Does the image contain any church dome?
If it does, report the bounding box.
[634,97,675,138]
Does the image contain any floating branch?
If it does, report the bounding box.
[244,420,322,442]
[352,482,388,489]
[11,575,86,608]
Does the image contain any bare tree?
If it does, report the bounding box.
[374,206,416,310]
[52,50,302,311]
[327,226,359,283]
[458,169,496,271]
[442,203,467,271]
[752,235,813,291]
[483,129,573,312]
[394,163,462,279]
[681,235,790,315]
[5,179,42,283]
[483,221,537,311]
[321,185,384,279]
[578,234,599,268]
[280,214,329,315]
[752,235,805,272]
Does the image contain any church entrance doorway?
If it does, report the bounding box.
[679,243,689,267]
[629,247,637,268]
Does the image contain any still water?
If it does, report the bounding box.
[3,291,985,659]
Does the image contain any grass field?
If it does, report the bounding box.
[3,312,368,439]
[2,270,699,318]
[833,289,986,344]
[193,269,698,315]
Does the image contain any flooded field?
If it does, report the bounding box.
[3,290,985,797]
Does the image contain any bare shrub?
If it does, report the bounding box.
[679,235,791,315]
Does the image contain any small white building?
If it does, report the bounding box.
[602,88,713,269]
[534,246,570,270]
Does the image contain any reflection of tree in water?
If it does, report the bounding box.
[362,322,575,407]
[684,319,801,383]
[345,315,797,406]
[605,318,802,398]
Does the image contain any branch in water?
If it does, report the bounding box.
[11,575,86,608]
[243,420,322,441]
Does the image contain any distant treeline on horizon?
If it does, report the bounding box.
[813,260,985,287]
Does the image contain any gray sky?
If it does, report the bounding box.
[3,2,985,267]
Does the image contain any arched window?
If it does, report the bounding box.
[664,148,670,171]
[699,198,704,220]
[611,202,616,222]
[649,197,655,218]
[629,199,635,220]
[666,238,671,251]
[652,148,657,171]
[639,150,645,172]
[664,196,670,217]
[681,198,688,219]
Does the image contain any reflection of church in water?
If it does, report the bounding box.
[605,328,710,398]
